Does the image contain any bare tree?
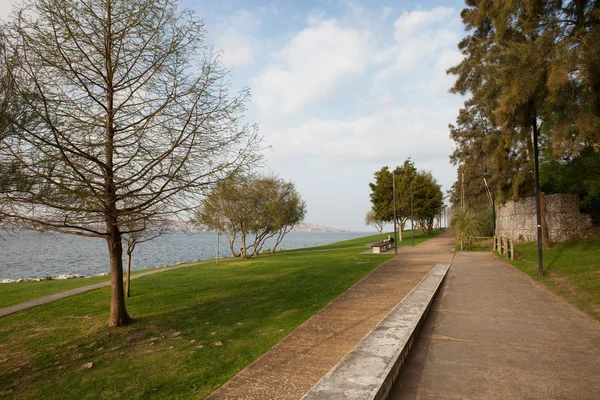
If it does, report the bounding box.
[0,0,261,326]
[364,210,385,236]
[122,218,168,298]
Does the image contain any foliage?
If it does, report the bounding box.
[447,1,600,215]
[0,0,261,326]
[541,147,600,222]
[368,160,418,240]
[369,160,443,237]
[364,210,386,235]
[451,206,492,244]
[412,172,444,234]
[196,175,306,259]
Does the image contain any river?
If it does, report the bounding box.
[0,230,370,280]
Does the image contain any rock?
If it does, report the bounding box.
[82,362,93,369]
[214,342,222,346]
[55,274,84,280]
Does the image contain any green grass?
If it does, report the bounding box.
[0,269,152,309]
[0,231,442,399]
[499,230,600,321]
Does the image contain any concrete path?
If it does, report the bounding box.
[391,251,600,399]
[207,231,455,400]
[0,261,201,318]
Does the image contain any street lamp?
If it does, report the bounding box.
[392,169,402,254]
[410,181,416,247]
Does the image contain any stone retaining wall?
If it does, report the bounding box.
[495,194,592,242]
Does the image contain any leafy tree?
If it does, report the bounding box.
[541,147,600,222]
[368,160,417,241]
[0,0,261,326]
[196,175,305,259]
[364,210,385,236]
[412,172,443,235]
[447,1,600,245]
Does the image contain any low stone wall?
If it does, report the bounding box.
[495,194,592,243]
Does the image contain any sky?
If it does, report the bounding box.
[0,0,467,232]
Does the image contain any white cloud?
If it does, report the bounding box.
[394,7,454,39]
[252,18,367,116]
[214,10,261,68]
[376,7,461,79]
[265,104,456,165]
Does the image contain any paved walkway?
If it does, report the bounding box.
[0,261,202,318]
[391,251,600,399]
[207,231,455,400]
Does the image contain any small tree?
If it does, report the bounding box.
[364,210,385,235]
[368,160,417,241]
[122,218,168,298]
[270,181,306,253]
[196,175,305,258]
[412,172,443,235]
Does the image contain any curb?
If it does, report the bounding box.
[301,263,450,400]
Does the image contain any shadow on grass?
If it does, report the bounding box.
[0,248,396,399]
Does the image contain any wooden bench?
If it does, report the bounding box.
[371,241,393,254]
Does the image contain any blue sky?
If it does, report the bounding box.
[1,0,468,231]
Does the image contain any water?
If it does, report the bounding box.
[0,231,369,280]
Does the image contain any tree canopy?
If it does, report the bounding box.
[196,175,306,259]
[368,159,442,238]
[447,1,600,222]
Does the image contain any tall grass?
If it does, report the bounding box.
[451,206,492,250]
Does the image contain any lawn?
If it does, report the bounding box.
[0,269,152,309]
[499,229,600,322]
[0,230,438,399]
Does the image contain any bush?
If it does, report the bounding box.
[451,206,492,242]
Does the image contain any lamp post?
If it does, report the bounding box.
[410,181,415,247]
[392,171,398,254]
[392,169,403,254]
[532,119,544,277]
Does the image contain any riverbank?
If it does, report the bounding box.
[0,230,438,399]
[0,231,370,281]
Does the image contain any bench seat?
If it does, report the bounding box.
[371,241,393,253]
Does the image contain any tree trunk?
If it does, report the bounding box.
[216,228,220,265]
[107,228,132,327]
[240,231,247,259]
[104,3,130,327]
[125,251,132,298]
[540,191,552,250]
[398,220,404,241]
